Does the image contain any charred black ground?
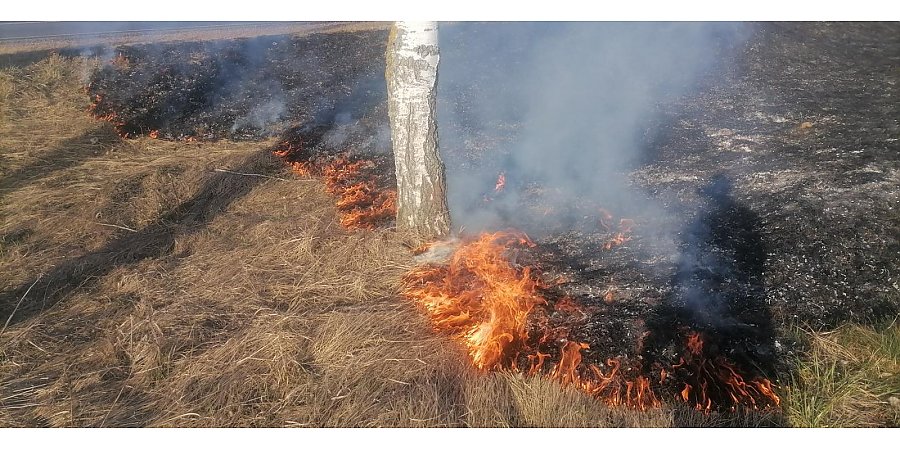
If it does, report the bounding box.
[86,29,388,142]
[438,22,898,381]
[84,23,899,408]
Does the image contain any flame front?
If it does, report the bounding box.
[403,231,544,370]
[547,343,661,410]
[321,155,398,229]
[87,93,129,137]
[273,140,397,230]
[402,231,661,409]
[402,231,781,413]
[674,331,781,411]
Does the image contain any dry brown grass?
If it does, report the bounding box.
[0,53,789,428]
[0,71,14,119]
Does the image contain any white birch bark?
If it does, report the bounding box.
[386,21,451,241]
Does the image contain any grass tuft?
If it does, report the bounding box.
[782,321,900,427]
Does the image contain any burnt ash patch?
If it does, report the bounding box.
[86,29,388,141]
[437,22,898,403]
[444,22,899,332]
[635,23,900,329]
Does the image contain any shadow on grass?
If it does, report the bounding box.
[0,124,121,193]
[0,146,280,329]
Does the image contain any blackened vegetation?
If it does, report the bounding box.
[86,29,388,141]
[441,22,898,334]
[84,29,397,229]
[643,176,779,407]
[637,22,900,329]
[441,22,898,411]
[513,180,780,409]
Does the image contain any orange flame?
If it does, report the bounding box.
[550,341,589,385]
[600,212,636,250]
[403,231,545,370]
[402,231,782,412]
[402,231,662,410]
[86,92,131,138]
[552,345,661,410]
[321,156,397,229]
[603,234,630,250]
[675,331,781,410]
[686,332,704,354]
[289,161,311,176]
[272,140,397,230]
[494,171,506,193]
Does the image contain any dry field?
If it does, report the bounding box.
[0,46,897,427]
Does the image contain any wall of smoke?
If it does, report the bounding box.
[437,22,749,234]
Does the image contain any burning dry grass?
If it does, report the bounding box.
[2,53,705,428]
[403,232,781,414]
[273,148,398,231]
[0,53,880,429]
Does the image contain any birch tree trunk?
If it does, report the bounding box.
[385,21,451,241]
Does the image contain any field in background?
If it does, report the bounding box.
[0,46,897,426]
[0,22,390,59]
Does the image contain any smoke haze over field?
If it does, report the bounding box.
[437,22,751,233]
[82,28,388,142]
[436,22,782,383]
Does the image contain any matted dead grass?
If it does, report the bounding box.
[0,53,793,428]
